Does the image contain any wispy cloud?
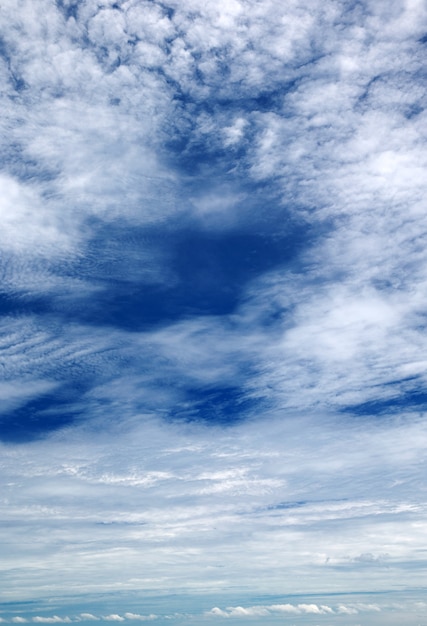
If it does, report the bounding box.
[32,618,72,624]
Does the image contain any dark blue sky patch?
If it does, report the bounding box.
[0,292,23,316]
[55,0,80,21]
[0,213,310,438]
[34,217,309,331]
[0,385,88,443]
[0,291,53,318]
[170,384,262,426]
[164,134,228,176]
[343,388,427,417]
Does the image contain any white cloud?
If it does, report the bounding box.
[123,614,157,621]
[32,618,71,623]
[0,174,73,257]
[1,410,427,602]
[337,605,359,615]
[1,0,427,621]
[207,608,229,618]
[222,118,247,147]
[207,602,365,617]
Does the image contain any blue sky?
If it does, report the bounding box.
[1,0,427,624]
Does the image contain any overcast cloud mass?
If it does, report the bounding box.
[1,0,427,624]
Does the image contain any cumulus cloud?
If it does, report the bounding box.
[207,601,385,618]
[207,602,361,617]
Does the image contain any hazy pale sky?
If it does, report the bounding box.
[1,0,427,624]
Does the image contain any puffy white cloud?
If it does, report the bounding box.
[207,608,229,618]
[208,602,362,617]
